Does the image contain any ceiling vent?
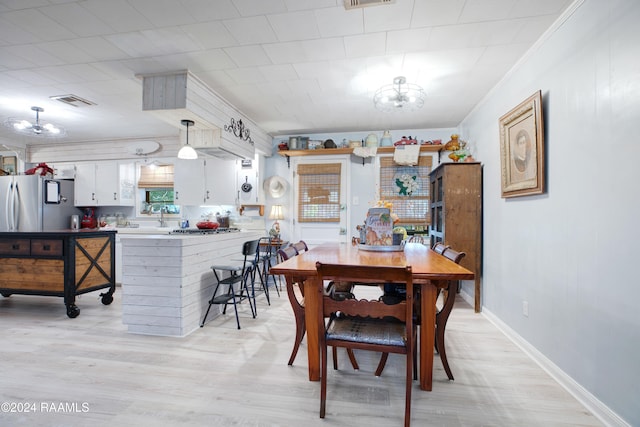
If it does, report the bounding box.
[344,0,395,10]
[50,94,97,107]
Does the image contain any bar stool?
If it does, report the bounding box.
[200,239,260,330]
[256,236,281,304]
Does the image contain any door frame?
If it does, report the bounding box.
[290,156,350,247]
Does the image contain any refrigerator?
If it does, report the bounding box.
[1,174,78,232]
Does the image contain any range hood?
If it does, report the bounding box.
[139,71,257,160]
[186,128,254,160]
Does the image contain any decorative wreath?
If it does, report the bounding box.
[394,173,419,196]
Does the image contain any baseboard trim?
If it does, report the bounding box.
[481,307,630,427]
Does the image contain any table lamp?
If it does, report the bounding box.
[269,204,284,238]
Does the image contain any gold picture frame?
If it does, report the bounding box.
[499,91,545,198]
[1,155,17,175]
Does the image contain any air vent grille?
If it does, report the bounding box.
[344,0,394,10]
[50,94,97,107]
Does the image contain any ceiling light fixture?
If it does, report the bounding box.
[344,0,395,10]
[177,119,198,159]
[3,106,66,138]
[373,76,425,112]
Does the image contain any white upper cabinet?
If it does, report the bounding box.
[74,161,135,207]
[174,158,237,206]
[49,162,76,179]
[204,157,237,205]
[174,159,206,206]
[74,163,97,206]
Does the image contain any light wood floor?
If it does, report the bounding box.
[0,285,601,427]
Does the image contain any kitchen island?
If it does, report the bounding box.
[119,230,263,337]
[0,229,116,318]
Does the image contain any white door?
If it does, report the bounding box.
[291,157,349,247]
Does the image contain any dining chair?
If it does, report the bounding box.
[436,247,466,380]
[432,242,450,254]
[277,247,359,369]
[407,235,425,244]
[291,240,308,254]
[316,262,415,427]
[375,245,465,380]
[200,239,260,330]
[278,246,305,365]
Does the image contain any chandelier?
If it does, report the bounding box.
[373,76,425,112]
[3,106,66,138]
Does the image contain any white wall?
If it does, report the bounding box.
[263,128,457,243]
[459,0,639,425]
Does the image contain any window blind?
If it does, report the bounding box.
[137,164,174,188]
[297,163,341,223]
[379,156,432,226]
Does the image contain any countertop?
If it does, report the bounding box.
[116,229,257,239]
[0,229,116,236]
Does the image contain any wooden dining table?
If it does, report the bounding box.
[270,241,475,391]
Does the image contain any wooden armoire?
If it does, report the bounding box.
[429,162,483,312]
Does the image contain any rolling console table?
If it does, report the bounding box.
[0,229,116,318]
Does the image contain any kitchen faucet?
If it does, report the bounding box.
[159,206,167,227]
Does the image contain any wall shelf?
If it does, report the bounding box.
[239,204,264,216]
[277,145,445,167]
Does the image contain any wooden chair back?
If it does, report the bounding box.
[277,246,298,261]
[407,235,424,244]
[292,240,308,254]
[442,247,465,264]
[318,265,412,322]
[432,242,450,254]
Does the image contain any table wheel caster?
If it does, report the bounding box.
[101,294,114,305]
[66,304,80,318]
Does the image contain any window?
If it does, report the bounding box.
[144,189,179,214]
[138,164,180,215]
[379,156,432,227]
[297,163,341,222]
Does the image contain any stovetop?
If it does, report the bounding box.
[171,227,240,235]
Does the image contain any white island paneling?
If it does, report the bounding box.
[120,231,262,337]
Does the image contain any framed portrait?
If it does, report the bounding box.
[1,155,17,175]
[499,91,545,198]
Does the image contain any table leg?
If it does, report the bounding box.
[304,275,321,381]
[419,281,438,391]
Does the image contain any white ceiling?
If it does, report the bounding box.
[0,0,574,147]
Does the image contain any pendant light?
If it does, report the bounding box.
[177,119,197,159]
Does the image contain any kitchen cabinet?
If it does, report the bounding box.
[174,159,206,206]
[74,161,135,207]
[429,162,482,312]
[174,158,237,206]
[205,157,236,205]
[74,163,96,206]
[49,162,76,179]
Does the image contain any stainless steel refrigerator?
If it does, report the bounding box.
[1,174,78,232]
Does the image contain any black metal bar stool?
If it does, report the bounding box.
[200,239,260,330]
